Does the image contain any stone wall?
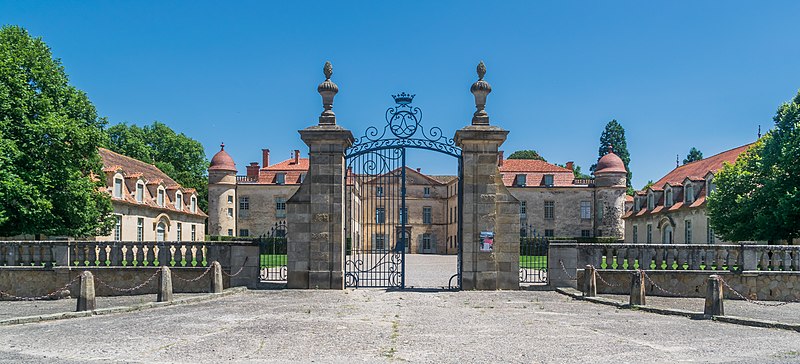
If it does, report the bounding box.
[237,184,300,237]
[510,187,594,237]
[625,205,731,244]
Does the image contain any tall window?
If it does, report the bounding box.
[544,201,555,220]
[227,229,233,236]
[685,184,695,204]
[113,178,123,198]
[190,196,197,213]
[227,195,233,203]
[665,187,673,207]
[543,174,554,187]
[634,197,640,212]
[707,218,715,244]
[227,207,233,217]
[175,192,183,211]
[422,233,432,250]
[156,223,166,242]
[632,225,638,243]
[276,198,286,218]
[646,224,652,243]
[114,215,122,241]
[191,225,196,241]
[580,201,591,219]
[399,208,408,224]
[376,186,384,197]
[276,173,286,185]
[647,192,655,210]
[135,182,144,203]
[239,197,250,210]
[137,218,144,241]
[685,220,692,243]
[374,235,385,250]
[376,208,385,223]
[520,201,527,216]
[176,222,182,241]
[706,177,715,197]
[422,207,432,224]
[423,187,431,197]
[158,189,165,207]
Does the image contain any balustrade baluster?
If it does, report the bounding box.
[758,250,769,270]
[715,249,726,271]
[792,250,800,272]
[142,244,150,266]
[782,250,791,271]
[676,249,688,270]
[654,248,664,269]
[770,249,781,271]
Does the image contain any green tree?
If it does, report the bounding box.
[642,180,655,191]
[106,121,209,212]
[708,91,800,243]
[556,163,591,179]
[683,147,704,165]
[507,150,546,161]
[0,25,113,237]
[591,119,633,194]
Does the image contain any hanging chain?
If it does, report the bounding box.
[221,257,249,278]
[0,274,81,301]
[590,265,621,287]
[172,264,214,282]
[558,259,577,280]
[94,269,161,293]
[717,276,796,307]
[640,270,687,297]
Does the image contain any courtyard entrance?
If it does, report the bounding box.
[344,93,462,289]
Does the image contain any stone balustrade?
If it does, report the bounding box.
[577,243,800,272]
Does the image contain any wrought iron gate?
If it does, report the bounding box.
[259,221,287,281]
[519,224,549,284]
[344,93,462,289]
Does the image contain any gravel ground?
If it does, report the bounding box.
[602,293,800,325]
[0,289,799,363]
[0,293,200,320]
[404,254,458,288]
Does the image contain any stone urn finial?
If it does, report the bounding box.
[470,61,492,125]
[317,61,339,125]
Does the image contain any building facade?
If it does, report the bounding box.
[98,148,206,242]
[209,143,628,249]
[623,144,753,244]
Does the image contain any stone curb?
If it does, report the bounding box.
[0,286,247,326]
[554,287,800,332]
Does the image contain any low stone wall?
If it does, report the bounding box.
[577,269,800,302]
[0,267,229,298]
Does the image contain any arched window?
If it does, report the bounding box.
[662,225,674,244]
[156,223,166,242]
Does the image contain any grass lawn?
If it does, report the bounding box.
[261,254,287,268]
[520,255,547,269]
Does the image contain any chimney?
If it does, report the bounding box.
[293,150,300,164]
[566,161,574,171]
[262,149,270,168]
[498,151,504,167]
[246,162,260,179]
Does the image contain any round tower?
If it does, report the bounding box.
[593,146,627,238]
[208,143,237,237]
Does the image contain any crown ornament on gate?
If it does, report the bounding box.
[470,61,492,125]
[391,92,415,105]
[317,61,339,125]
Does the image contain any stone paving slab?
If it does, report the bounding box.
[0,289,799,363]
[602,293,800,326]
[0,293,199,320]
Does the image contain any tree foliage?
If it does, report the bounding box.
[0,25,113,237]
[683,147,704,165]
[507,150,546,161]
[105,122,209,212]
[708,91,800,243]
[591,119,633,194]
[642,180,655,191]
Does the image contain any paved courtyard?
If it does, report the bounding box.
[1,288,799,363]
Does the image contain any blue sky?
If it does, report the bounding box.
[3,1,799,188]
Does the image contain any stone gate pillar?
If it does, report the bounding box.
[287,62,353,289]
[455,62,520,290]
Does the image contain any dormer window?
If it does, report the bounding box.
[190,195,197,213]
[664,187,673,207]
[276,173,286,185]
[515,174,527,187]
[543,174,554,187]
[300,173,306,183]
[633,197,640,212]
[113,177,123,198]
[175,192,183,211]
[706,176,715,197]
[135,182,144,203]
[647,192,655,210]
[157,188,165,207]
[685,184,694,204]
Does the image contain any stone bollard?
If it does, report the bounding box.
[76,271,96,312]
[704,275,724,316]
[211,261,223,294]
[157,266,173,302]
[630,271,646,306]
[583,265,597,297]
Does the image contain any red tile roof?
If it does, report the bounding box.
[499,159,576,187]
[649,143,753,190]
[208,144,237,172]
[254,157,310,185]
